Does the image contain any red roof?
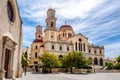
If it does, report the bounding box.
[33,39,43,43]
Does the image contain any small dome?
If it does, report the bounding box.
[36,25,42,27]
[48,8,55,11]
[33,39,43,43]
[59,24,73,31]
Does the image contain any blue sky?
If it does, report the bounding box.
[17,0,120,58]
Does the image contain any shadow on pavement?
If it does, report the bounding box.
[31,72,60,74]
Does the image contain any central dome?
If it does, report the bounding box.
[60,24,73,31]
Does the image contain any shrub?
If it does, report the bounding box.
[105,62,113,70]
[86,69,92,73]
[113,64,120,69]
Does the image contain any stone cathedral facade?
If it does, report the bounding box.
[0,0,22,80]
[30,8,105,68]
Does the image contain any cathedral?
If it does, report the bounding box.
[0,0,22,80]
[30,8,105,68]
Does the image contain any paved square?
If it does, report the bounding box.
[16,72,120,80]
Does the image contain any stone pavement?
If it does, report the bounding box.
[16,72,120,80]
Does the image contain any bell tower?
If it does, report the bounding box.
[45,8,57,30]
[44,8,57,42]
[35,25,42,39]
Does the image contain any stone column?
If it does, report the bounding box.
[11,47,15,80]
[0,38,6,80]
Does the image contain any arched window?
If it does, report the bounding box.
[39,35,41,38]
[7,1,14,22]
[64,33,66,37]
[94,58,98,65]
[52,45,54,50]
[35,46,37,49]
[75,42,77,51]
[94,50,96,54]
[79,43,80,51]
[51,21,54,28]
[35,52,37,58]
[59,55,63,58]
[63,33,66,37]
[83,43,85,51]
[100,50,102,54]
[67,47,69,51]
[100,58,103,66]
[68,33,72,37]
[79,43,82,51]
[81,43,82,51]
[60,46,62,50]
[89,49,91,53]
[63,33,64,37]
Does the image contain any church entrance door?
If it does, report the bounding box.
[4,49,11,78]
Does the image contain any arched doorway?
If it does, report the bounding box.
[94,58,98,65]
[100,58,103,66]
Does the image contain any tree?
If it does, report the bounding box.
[39,51,61,73]
[116,55,120,63]
[87,58,92,65]
[21,53,28,68]
[105,62,113,70]
[62,51,88,73]
[113,55,120,69]
[21,53,28,75]
[113,64,120,69]
[62,53,75,73]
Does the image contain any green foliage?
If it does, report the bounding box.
[62,51,88,73]
[116,55,120,63]
[86,69,92,73]
[87,58,92,65]
[113,64,120,69]
[105,62,113,70]
[40,51,61,68]
[21,53,28,68]
[112,55,120,70]
[71,51,87,68]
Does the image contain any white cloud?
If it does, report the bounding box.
[17,0,120,58]
[105,42,120,58]
[17,0,105,22]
